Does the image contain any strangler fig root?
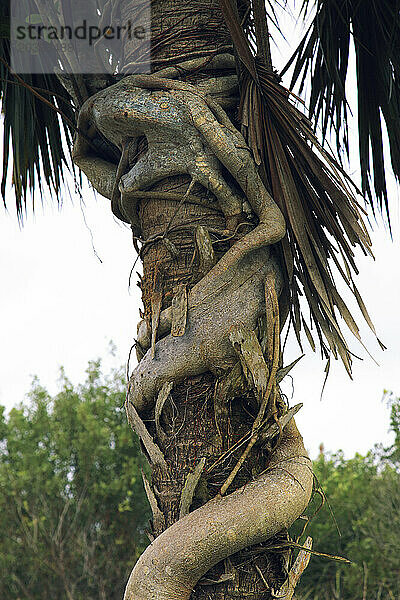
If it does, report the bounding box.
[124,420,313,600]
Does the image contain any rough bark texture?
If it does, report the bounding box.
[72,0,313,597]
[125,421,311,599]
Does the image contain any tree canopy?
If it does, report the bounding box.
[294,393,400,600]
[0,361,149,600]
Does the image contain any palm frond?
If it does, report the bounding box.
[220,0,384,375]
[282,0,400,222]
[0,0,76,219]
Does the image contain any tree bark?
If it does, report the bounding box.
[123,2,308,598]
[74,0,313,597]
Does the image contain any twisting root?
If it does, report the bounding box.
[123,419,312,600]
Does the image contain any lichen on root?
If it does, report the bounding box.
[123,419,312,600]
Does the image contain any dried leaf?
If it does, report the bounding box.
[171,284,188,337]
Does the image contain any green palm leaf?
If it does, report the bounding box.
[0,0,76,219]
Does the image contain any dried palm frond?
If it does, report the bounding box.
[282,0,400,222]
[219,0,385,374]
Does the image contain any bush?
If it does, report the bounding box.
[0,360,149,600]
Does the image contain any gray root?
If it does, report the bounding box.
[71,72,311,599]
[73,75,286,416]
[124,419,312,600]
[71,74,286,416]
[72,74,285,242]
[129,245,283,414]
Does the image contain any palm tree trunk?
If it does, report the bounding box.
[115,1,312,598]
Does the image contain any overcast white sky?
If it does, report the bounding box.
[1,7,400,459]
[1,172,399,460]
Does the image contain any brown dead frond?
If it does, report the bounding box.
[219,0,384,375]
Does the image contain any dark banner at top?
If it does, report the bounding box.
[10,0,150,74]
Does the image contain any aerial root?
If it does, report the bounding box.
[123,419,312,600]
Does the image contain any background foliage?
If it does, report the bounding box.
[0,360,149,600]
[296,391,400,600]
[0,363,399,600]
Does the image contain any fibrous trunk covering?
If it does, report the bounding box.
[73,0,313,597]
